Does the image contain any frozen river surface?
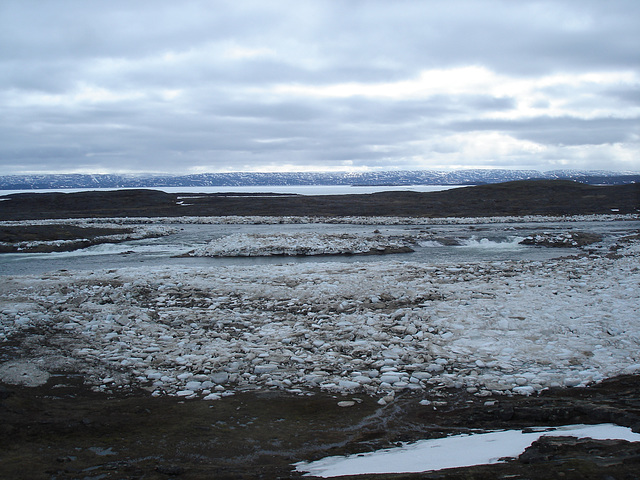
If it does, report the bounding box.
[2,218,637,276]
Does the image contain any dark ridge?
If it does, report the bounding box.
[0,180,638,221]
[0,189,177,220]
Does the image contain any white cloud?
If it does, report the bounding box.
[410,132,639,171]
[221,43,276,60]
[273,68,640,121]
[273,66,496,99]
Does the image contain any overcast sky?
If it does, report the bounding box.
[1,0,638,175]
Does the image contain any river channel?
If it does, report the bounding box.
[1,219,638,276]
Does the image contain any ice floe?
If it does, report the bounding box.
[190,232,414,257]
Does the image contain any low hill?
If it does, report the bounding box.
[0,180,638,221]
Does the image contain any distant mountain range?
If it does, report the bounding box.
[0,169,638,190]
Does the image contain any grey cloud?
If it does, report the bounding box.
[0,1,264,62]
[314,1,640,75]
[603,87,640,106]
[215,102,324,123]
[449,116,639,146]
[0,59,84,93]
[297,95,515,128]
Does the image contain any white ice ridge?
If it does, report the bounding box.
[295,424,640,477]
[190,232,413,256]
[1,235,639,400]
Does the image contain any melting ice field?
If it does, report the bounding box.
[1,215,639,402]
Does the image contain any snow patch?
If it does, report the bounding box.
[295,424,640,477]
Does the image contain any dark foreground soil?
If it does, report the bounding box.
[1,374,640,479]
[1,180,639,221]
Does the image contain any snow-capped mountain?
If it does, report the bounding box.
[0,169,638,190]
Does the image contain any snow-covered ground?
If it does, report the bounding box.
[1,218,638,403]
[295,424,640,477]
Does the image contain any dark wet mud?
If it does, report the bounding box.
[1,374,640,479]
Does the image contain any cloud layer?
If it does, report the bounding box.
[1,0,638,174]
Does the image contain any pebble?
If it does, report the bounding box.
[211,372,229,384]
[185,381,202,391]
[338,380,360,390]
[563,378,582,387]
[380,374,402,384]
[254,364,278,375]
[513,385,536,396]
[353,375,372,384]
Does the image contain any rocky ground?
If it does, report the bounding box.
[1,374,639,479]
